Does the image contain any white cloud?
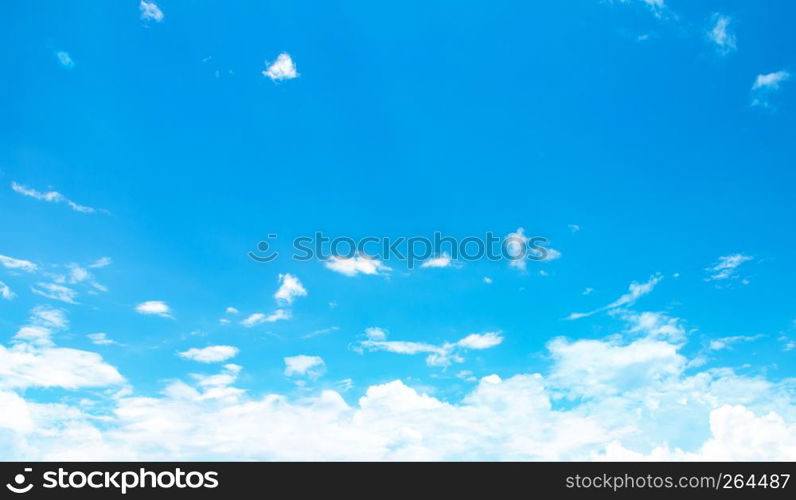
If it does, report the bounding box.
[262,53,298,81]
[0,308,123,391]
[364,327,388,341]
[505,227,529,270]
[568,224,581,232]
[483,277,493,284]
[88,257,112,269]
[420,253,453,268]
[31,283,78,304]
[567,274,662,320]
[139,0,164,22]
[55,51,74,68]
[358,330,503,367]
[708,14,736,55]
[240,309,290,327]
[225,306,239,314]
[86,333,117,346]
[11,182,98,213]
[134,301,172,318]
[708,334,763,351]
[4,308,796,460]
[0,281,14,300]
[751,70,790,107]
[274,273,307,305]
[0,254,37,273]
[542,248,562,262]
[179,346,239,363]
[283,355,326,378]
[705,254,753,282]
[324,255,391,277]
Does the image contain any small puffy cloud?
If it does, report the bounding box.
[135,300,172,318]
[274,273,307,305]
[87,333,117,346]
[708,14,736,55]
[483,276,493,284]
[262,53,298,81]
[365,327,388,341]
[179,345,239,363]
[240,309,290,328]
[55,51,74,68]
[324,255,391,277]
[505,227,529,270]
[568,224,581,232]
[0,281,14,300]
[705,254,753,283]
[284,355,326,378]
[31,305,68,329]
[31,283,78,304]
[225,306,239,314]
[421,253,453,268]
[0,254,37,273]
[751,71,790,108]
[567,274,662,320]
[139,0,164,22]
[11,182,98,213]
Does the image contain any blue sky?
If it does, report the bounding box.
[1,0,795,460]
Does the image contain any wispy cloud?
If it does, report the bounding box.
[705,254,753,283]
[567,274,663,320]
[86,333,119,346]
[135,300,172,318]
[751,70,790,108]
[708,14,736,55]
[139,0,164,22]
[11,182,100,214]
[420,253,454,269]
[0,281,14,300]
[262,53,298,81]
[0,254,37,273]
[240,309,290,327]
[356,329,503,367]
[31,283,78,304]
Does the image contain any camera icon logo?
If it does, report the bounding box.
[6,468,34,494]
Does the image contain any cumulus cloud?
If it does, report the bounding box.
[567,274,662,320]
[11,182,98,213]
[0,307,123,391]
[134,301,172,318]
[262,53,298,81]
[751,71,790,108]
[3,308,796,460]
[283,355,326,378]
[178,346,239,363]
[0,254,37,273]
[139,0,164,22]
[324,255,391,277]
[274,273,307,305]
[708,14,736,55]
[240,309,290,327]
[357,329,503,367]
